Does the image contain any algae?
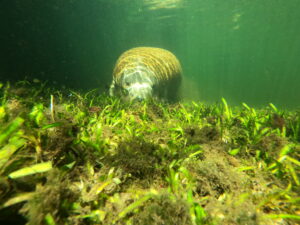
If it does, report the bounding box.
[0,80,299,225]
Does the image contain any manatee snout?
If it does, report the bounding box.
[119,70,155,101]
[125,82,153,101]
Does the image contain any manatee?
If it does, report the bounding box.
[109,47,182,102]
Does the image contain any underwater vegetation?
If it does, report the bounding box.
[0,80,299,225]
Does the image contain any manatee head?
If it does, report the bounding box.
[120,68,157,101]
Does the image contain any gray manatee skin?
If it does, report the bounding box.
[109,47,182,102]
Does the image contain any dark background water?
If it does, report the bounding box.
[1,0,299,108]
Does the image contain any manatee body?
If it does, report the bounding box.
[109,47,182,102]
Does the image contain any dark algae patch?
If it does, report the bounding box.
[0,81,299,225]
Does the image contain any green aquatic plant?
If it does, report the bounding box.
[187,189,207,225]
[114,191,155,223]
[166,162,181,194]
[0,118,26,171]
[289,113,300,142]
[267,143,300,186]
[29,104,46,127]
[0,81,299,225]
[178,103,194,124]
[0,82,10,106]
[221,97,232,121]
[0,117,24,146]
[165,161,209,225]
[8,162,52,179]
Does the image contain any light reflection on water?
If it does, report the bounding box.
[143,0,185,10]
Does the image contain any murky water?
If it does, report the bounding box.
[1,0,299,108]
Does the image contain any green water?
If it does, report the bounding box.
[1,0,300,108]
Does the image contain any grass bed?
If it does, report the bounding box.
[0,80,299,225]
